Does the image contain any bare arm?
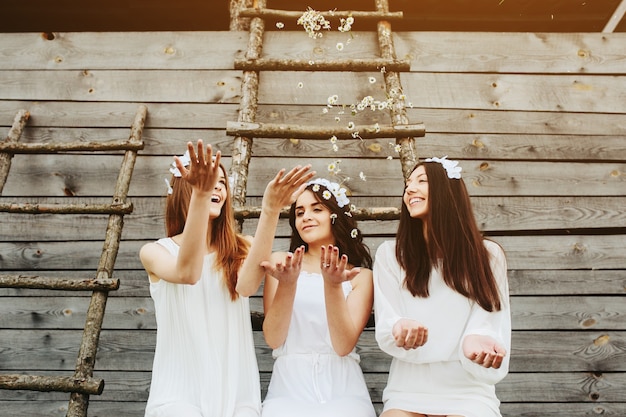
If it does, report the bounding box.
[236,165,314,297]
[139,140,221,285]
[321,245,374,356]
[261,248,304,349]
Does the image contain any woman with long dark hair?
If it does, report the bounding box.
[260,178,376,417]
[374,157,511,417]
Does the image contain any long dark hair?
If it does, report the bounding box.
[396,161,502,311]
[288,182,372,269]
[165,163,249,300]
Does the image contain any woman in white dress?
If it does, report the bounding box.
[260,178,377,417]
[373,157,511,417]
[140,140,313,417]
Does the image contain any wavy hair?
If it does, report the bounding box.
[165,164,249,300]
[396,161,502,311]
[288,182,372,269]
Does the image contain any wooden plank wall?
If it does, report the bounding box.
[0,31,625,416]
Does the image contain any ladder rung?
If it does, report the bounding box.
[0,139,144,154]
[239,8,404,22]
[235,206,400,221]
[0,201,133,215]
[235,58,410,72]
[0,374,104,395]
[227,121,425,139]
[0,275,120,291]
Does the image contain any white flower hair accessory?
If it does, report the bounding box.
[165,149,232,196]
[306,178,350,208]
[424,155,462,179]
[169,150,191,178]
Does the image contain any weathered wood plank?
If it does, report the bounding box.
[0,70,244,104]
[1,269,623,298]
[3,101,626,136]
[2,70,624,114]
[2,156,624,197]
[258,72,626,114]
[12,127,626,161]
[2,196,625,240]
[0,235,624,270]
[0,32,248,70]
[0,400,624,417]
[0,330,624,373]
[0,367,624,404]
[394,32,626,74]
[2,32,625,75]
[2,296,624,331]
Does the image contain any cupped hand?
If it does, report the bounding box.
[174,140,222,194]
[320,245,361,285]
[262,165,315,212]
[260,246,304,285]
[392,318,428,350]
[462,334,507,369]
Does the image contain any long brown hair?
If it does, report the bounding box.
[288,182,372,269]
[165,164,249,300]
[396,161,502,311]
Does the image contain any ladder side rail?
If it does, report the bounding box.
[375,0,417,177]
[0,109,30,193]
[66,104,146,417]
[230,0,266,208]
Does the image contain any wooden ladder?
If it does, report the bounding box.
[0,105,147,417]
[227,0,424,221]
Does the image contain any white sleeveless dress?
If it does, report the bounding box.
[145,238,261,417]
[261,271,376,417]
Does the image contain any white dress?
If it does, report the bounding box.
[261,271,376,417]
[145,238,261,417]
[373,240,511,417]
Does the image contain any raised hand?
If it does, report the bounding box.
[262,165,315,213]
[320,245,361,285]
[462,334,507,369]
[260,246,305,285]
[174,140,222,194]
[392,318,429,350]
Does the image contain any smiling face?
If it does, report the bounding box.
[294,190,335,247]
[403,165,429,219]
[208,167,228,219]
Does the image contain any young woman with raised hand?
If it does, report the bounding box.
[139,139,313,417]
[260,178,377,417]
[373,156,511,417]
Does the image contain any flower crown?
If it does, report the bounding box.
[424,155,462,179]
[306,178,350,208]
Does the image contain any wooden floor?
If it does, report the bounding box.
[0,30,625,416]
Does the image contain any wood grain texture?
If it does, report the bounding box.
[1,29,625,414]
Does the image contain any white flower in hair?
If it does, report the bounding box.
[306,178,350,208]
[424,155,462,179]
[169,150,191,178]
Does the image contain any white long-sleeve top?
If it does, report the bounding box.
[374,239,511,387]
